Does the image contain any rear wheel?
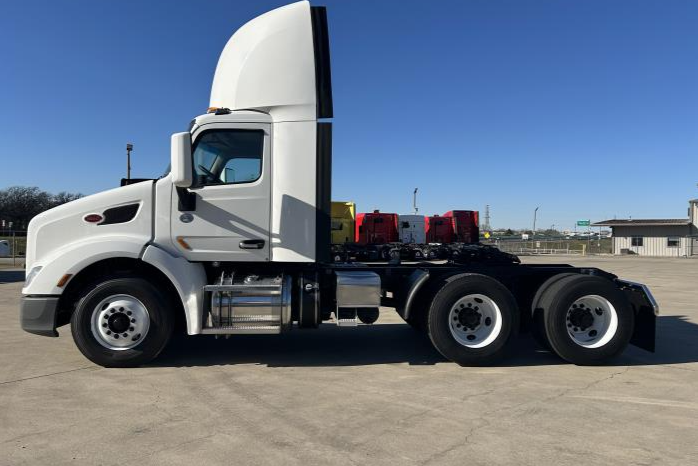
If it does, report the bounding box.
[538,275,634,365]
[71,277,174,368]
[427,274,519,366]
[531,273,577,350]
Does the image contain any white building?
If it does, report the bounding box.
[593,200,698,257]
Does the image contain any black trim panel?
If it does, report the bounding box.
[315,123,332,262]
[101,203,140,225]
[310,6,333,119]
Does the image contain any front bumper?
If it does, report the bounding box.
[20,296,60,337]
[617,279,659,352]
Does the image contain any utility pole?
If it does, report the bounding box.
[126,143,134,180]
[413,188,418,215]
[532,206,539,240]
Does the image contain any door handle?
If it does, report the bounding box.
[239,239,265,250]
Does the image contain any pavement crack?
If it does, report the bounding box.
[420,367,631,464]
[0,366,96,385]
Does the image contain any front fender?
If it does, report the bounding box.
[22,236,146,296]
[141,245,206,335]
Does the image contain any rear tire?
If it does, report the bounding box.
[427,274,519,366]
[71,277,174,368]
[538,275,634,365]
[531,273,577,351]
[357,308,379,324]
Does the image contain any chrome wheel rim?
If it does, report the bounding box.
[566,294,618,348]
[90,294,150,351]
[448,294,503,348]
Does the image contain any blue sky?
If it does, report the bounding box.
[1,0,696,230]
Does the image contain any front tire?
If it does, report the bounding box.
[427,274,519,366]
[71,277,174,368]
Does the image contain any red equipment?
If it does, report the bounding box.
[355,210,399,244]
[425,215,454,243]
[444,210,479,244]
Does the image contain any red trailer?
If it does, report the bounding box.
[426,215,454,243]
[444,210,479,244]
[355,210,399,244]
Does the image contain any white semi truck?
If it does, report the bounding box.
[20,1,657,368]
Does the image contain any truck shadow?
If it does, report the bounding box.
[153,315,698,368]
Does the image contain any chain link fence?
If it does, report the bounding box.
[0,230,27,268]
[483,238,612,256]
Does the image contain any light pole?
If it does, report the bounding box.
[126,143,133,180]
[532,207,539,240]
[413,188,419,215]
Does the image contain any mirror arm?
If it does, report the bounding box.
[177,187,196,212]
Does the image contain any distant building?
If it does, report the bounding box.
[593,200,698,257]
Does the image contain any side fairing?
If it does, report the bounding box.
[210,1,332,122]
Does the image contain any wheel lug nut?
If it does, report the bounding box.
[102,323,107,328]
[122,333,128,338]
[114,334,119,339]
[127,311,132,316]
[131,319,136,323]
[106,330,112,335]
[110,309,115,313]
[129,326,135,331]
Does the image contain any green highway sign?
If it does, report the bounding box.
[577,220,591,226]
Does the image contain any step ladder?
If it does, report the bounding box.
[334,308,358,327]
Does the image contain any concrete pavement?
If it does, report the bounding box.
[1,256,697,465]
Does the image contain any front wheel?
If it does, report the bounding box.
[427,274,519,366]
[71,277,174,367]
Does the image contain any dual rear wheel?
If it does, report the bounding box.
[532,274,634,365]
[425,273,634,366]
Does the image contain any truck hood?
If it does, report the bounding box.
[26,181,155,272]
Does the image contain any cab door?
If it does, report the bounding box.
[170,122,271,262]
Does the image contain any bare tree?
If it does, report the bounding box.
[0,186,82,229]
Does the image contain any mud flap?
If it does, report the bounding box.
[618,280,658,352]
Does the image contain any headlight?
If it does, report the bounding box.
[25,266,43,288]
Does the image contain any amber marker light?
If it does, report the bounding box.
[176,237,192,250]
[56,274,73,288]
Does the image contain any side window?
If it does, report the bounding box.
[667,237,680,248]
[631,236,643,247]
[192,129,264,187]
